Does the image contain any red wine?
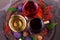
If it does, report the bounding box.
[22,1,38,18]
[30,18,44,34]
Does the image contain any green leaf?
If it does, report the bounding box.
[8,8,17,12]
[47,23,56,30]
[31,36,37,40]
[21,36,25,40]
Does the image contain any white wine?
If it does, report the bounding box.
[9,15,26,32]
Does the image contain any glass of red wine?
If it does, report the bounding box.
[29,18,44,34]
